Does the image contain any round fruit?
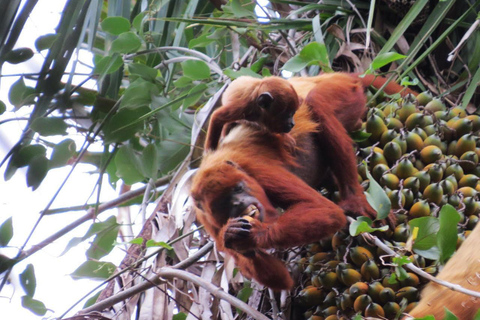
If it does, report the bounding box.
[420,145,443,164]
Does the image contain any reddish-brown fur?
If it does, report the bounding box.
[407,223,480,319]
[191,123,346,290]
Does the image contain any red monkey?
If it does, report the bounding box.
[206,73,411,218]
[191,121,347,290]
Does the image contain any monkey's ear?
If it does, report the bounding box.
[257,92,274,109]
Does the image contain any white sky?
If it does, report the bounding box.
[0,1,124,318]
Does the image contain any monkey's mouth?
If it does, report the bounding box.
[242,203,264,222]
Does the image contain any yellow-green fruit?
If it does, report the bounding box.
[397,102,417,122]
[463,197,480,216]
[382,275,400,291]
[339,268,362,286]
[440,179,456,196]
[405,302,419,313]
[394,159,417,179]
[353,294,372,313]
[349,282,369,299]
[409,200,431,218]
[456,134,477,157]
[307,316,324,320]
[318,271,339,289]
[368,281,385,303]
[416,91,433,106]
[323,291,336,307]
[361,259,380,281]
[382,102,399,116]
[405,113,425,130]
[324,316,337,320]
[396,286,419,303]
[383,141,403,164]
[409,254,426,268]
[384,302,401,318]
[381,173,400,189]
[380,129,399,147]
[405,131,424,152]
[460,151,479,172]
[389,190,406,209]
[413,171,431,192]
[400,272,420,287]
[379,287,396,304]
[339,293,353,311]
[423,124,437,136]
[386,117,404,130]
[392,135,408,154]
[420,145,443,164]
[366,114,387,142]
[350,246,374,266]
[393,224,409,242]
[365,303,385,318]
[426,163,444,182]
[402,188,415,209]
[424,98,445,111]
[450,118,473,137]
[411,127,428,140]
[467,215,479,230]
[458,186,478,198]
[450,107,467,118]
[297,286,324,307]
[370,151,388,168]
[372,164,390,181]
[424,134,443,149]
[404,176,420,193]
[309,252,329,263]
[322,306,338,317]
[466,115,480,131]
[459,174,480,188]
[449,194,461,207]
[445,163,464,180]
[423,182,444,204]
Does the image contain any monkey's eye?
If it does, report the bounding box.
[232,183,245,193]
[257,92,274,109]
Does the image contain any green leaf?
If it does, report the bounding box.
[21,296,47,316]
[414,247,440,260]
[365,169,391,220]
[129,237,144,245]
[438,204,460,264]
[4,48,34,64]
[115,146,145,185]
[223,67,262,79]
[101,17,131,35]
[94,54,124,75]
[83,291,101,308]
[474,308,480,320]
[0,217,13,247]
[0,100,5,115]
[157,137,190,175]
[413,316,435,320]
[237,285,253,303]
[19,264,36,297]
[71,261,116,280]
[173,76,193,88]
[103,106,150,143]
[444,308,459,320]
[111,32,142,54]
[16,145,47,168]
[120,78,159,109]
[0,254,17,273]
[128,63,158,82]
[50,139,76,168]
[86,217,120,260]
[132,12,146,31]
[349,216,389,236]
[250,56,268,73]
[370,52,406,70]
[142,144,159,179]
[145,240,173,250]
[409,216,439,250]
[173,313,187,320]
[26,155,49,191]
[34,34,58,52]
[188,34,215,48]
[231,0,255,18]
[181,60,210,80]
[8,77,35,109]
[350,130,371,142]
[30,117,68,136]
[282,42,332,73]
[182,83,208,109]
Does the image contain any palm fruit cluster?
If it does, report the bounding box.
[294,91,480,319]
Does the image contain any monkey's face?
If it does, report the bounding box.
[191,162,266,229]
[255,77,298,133]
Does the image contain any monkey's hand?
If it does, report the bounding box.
[223,216,267,254]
